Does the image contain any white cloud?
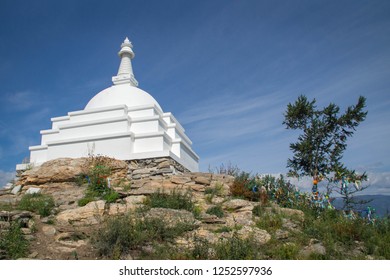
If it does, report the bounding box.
[4,91,36,111]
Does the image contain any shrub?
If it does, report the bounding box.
[18,193,55,217]
[93,213,195,259]
[102,190,120,203]
[204,182,224,203]
[0,202,14,211]
[230,172,255,200]
[78,196,96,207]
[0,222,29,259]
[88,164,111,194]
[75,173,88,186]
[116,178,132,191]
[214,233,260,259]
[191,237,212,259]
[209,162,240,177]
[206,205,224,218]
[262,241,300,260]
[78,160,120,205]
[214,226,234,233]
[144,190,195,212]
[255,212,283,233]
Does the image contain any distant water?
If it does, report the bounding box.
[333,195,390,218]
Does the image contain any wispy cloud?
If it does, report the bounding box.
[3,91,36,111]
[0,169,15,187]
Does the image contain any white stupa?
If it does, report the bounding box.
[18,38,199,171]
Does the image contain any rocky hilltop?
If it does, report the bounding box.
[0,157,376,260]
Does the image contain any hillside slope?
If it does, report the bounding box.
[1,157,389,260]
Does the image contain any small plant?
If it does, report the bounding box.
[206,205,224,218]
[230,171,255,200]
[144,189,195,212]
[116,178,132,191]
[0,221,29,259]
[75,173,88,186]
[0,202,15,211]
[209,162,240,177]
[262,241,300,260]
[254,206,283,233]
[77,196,96,207]
[93,213,195,259]
[204,182,224,203]
[191,237,212,259]
[214,233,260,259]
[78,159,120,205]
[103,190,120,203]
[18,193,55,217]
[214,226,235,233]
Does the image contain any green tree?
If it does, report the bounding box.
[283,95,367,204]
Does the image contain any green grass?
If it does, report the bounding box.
[115,178,132,191]
[261,239,300,260]
[78,196,96,207]
[18,193,55,217]
[144,189,195,212]
[253,205,283,233]
[206,205,224,218]
[0,221,29,259]
[213,233,261,259]
[204,182,224,203]
[93,213,196,259]
[0,202,15,211]
[78,163,120,206]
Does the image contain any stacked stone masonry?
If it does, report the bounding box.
[127,157,190,180]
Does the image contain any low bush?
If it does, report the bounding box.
[230,172,256,200]
[0,202,14,211]
[214,233,261,259]
[93,213,195,259]
[262,240,300,260]
[204,182,224,203]
[0,221,29,259]
[144,190,195,212]
[78,160,119,205]
[206,205,224,218]
[18,193,55,217]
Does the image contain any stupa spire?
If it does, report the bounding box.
[112,37,139,86]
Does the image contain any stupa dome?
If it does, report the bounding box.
[85,83,162,111]
[19,37,199,172]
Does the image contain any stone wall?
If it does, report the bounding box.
[126,157,190,180]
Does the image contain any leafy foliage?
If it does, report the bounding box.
[144,190,195,212]
[283,95,367,179]
[78,158,119,205]
[206,205,224,218]
[0,222,29,259]
[230,172,257,200]
[18,193,55,217]
[93,213,195,259]
[213,233,261,259]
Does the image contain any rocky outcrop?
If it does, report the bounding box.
[1,157,335,260]
[18,157,128,186]
[56,200,106,226]
[127,157,189,180]
[146,208,201,228]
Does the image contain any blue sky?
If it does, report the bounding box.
[0,0,389,195]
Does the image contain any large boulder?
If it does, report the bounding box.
[56,200,106,226]
[237,226,271,245]
[223,199,254,212]
[108,195,146,215]
[145,208,200,228]
[18,157,128,186]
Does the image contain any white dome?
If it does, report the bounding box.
[85,84,162,111]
